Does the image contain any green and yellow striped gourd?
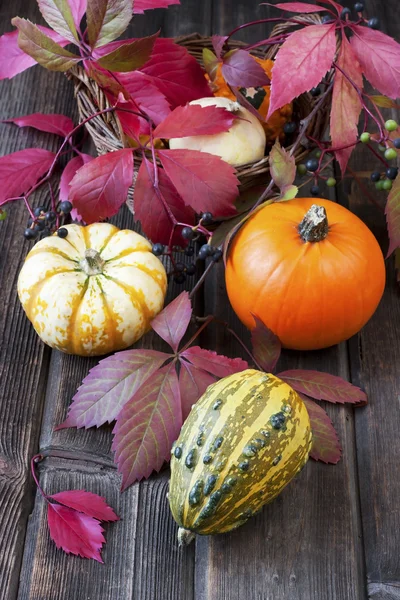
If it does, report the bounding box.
[169,369,312,544]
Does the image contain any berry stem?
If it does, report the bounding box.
[226,16,335,45]
[180,314,215,352]
[366,143,390,168]
[23,196,35,220]
[290,82,334,157]
[30,455,48,501]
[188,259,216,300]
[346,166,385,213]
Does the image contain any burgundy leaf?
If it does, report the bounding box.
[157,149,239,217]
[59,154,94,202]
[153,104,236,139]
[179,360,216,420]
[181,346,248,378]
[47,503,105,562]
[3,112,74,137]
[212,34,228,59]
[112,363,181,489]
[250,314,281,373]
[57,349,168,429]
[49,490,119,522]
[350,25,400,100]
[277,370,367,404]
[0,148,55,207]
[272,2,328,12]
[86,0,132,49]
[222,49,270,88]
[115,99,142,140]
[38,0,79,43]
[116,70,171,125]
[134,158,195,244]
[96,32,158,72]
[385,171,400,257]
[69,149,133,223]
[331,35,363,173]
[301,396,342,464]
[151,291,192,352]
[269,139,296,191]
[267,24,336,117]
[133,0,180,12]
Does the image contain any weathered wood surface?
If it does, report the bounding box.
[0,0,398,598]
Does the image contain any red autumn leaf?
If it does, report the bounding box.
[181,346,248,378]
[269,139,296,191]
[0,28,70,80]
[86,61,129,99]
[133,0,180,12]
[153,104,236,139]
[116,70,171,126]
[140,38,211,108]
[272,2,328,12]
[59,154,94,202]
[0,148,55,207]
[38,0,79,44]
[69,149,133,223]
[385,171,400,257]
[212,34,228,59]
[96,33,159,72]
[222,49,271,88]
[267,23,336,118]
[57,349,168,429]
[151,291,192,352]
[3,112,74,137]
[301,396,342,464]
[350,25,400,100]
[331,35,363,173]
[49,490,119,522]
[86,0,132,49]
[112,363,181,489]
[179,361,216,420]
[47,503,105,562]
[134,158,195,244]
[277,370,367,404]
[250,314,281,373]
[157,149,239,216]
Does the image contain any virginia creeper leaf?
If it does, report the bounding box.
[153,104,236,139]
[57,349,168,429]
[369,95,400,110]
[331,35,363,173]
[181,346,248,378]
[317,0,342,13]
[350,25,400,99]
[59,154,94,202]
[112,362,181,489]
[222,49,270,88]
[277,370,367,404]
[267,23,336,117]
[86,0,132,49]
[179,361,216,420]
[97,33,158,72]
[69,149,134,222]
[47,503,105,562]
[250,314,281,373]
[212,34,228,59]
[11,17,80,72]
[86,61,129,98]
[269,139,296,191]
[133,0,180,12]
[0,148,55,207]
[49,490,119,522]
[385,171,400,257]
[301,396,342,464]
[37,0,79,43]
[157,149,239,217]
[3,112,74,137]
[116,69,171,125]
[280,184,298,200]
[151,291,192,352]
[272,2,328,12]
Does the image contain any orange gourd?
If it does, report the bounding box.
[225,198,386,350]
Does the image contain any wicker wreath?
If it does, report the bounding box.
[67,14,333,214]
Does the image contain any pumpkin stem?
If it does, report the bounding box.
[80,249,105,276]
[298,204,329,243]
[177,527,196,546]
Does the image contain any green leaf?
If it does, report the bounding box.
[280,184,298,201]
[269,139,296,191]
[386,172,400,257]
[370,95,400,110]
[301,396,342,464]
[12,17,80,71]
[38,0,79,43]
[97,33,159,72]
[86,0,132,49]
[202,48,220,82]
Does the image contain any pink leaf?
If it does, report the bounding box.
[59,154,94,202]
[116,70,171,125]
[181,346,248,378]
[3,112,74,137]
[385,171,400,257]
[157,149,239,217]
[112,363,181,489]
[267,24,336,118]
[269,139,296,191]
[153,104,236,139]
[0,28,69,80]
[0,148,55,207]
[134,158,195,244]
[301,396,342,464]
[70,0,87,27]
[212,35,228,59]
[179,361,216,420]
[151,291,192,352]
[250,314,281,373]
[86,0,132,49]
[133,0,180,12]
[272,2,329,12]
[49,490,119,522]
[350,25,400,100]
[331,35,363,173]
[140,38,212,108]
[222,49,270,88]
[277,370,367,404]
[47,503,105,562]
[69,149,133,223]
[57,349,168,429]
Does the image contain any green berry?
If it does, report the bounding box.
[384,148,398,161]
[378,145,386,153]
[385,120,398,132]
[297,164,307,176]
[315,150,322,159]
[360,132,370,143]
[0,210,6,221]
[375,181,384,191]
[326,177,336,187]
[382,179,393,191]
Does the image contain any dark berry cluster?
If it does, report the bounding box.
[24,200,73,241]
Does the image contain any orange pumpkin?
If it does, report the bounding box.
[225,198,386,350]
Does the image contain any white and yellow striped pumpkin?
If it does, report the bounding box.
[17,223,167,356]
